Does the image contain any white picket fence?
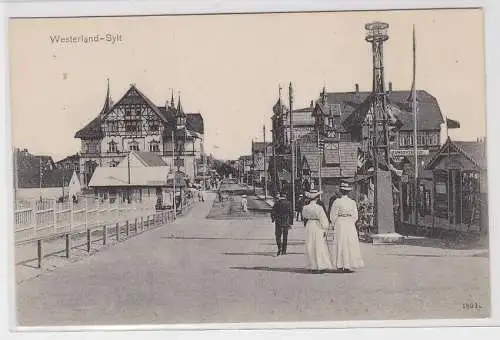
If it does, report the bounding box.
[14,196,157,244]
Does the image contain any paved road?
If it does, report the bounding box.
[16,193,490,326]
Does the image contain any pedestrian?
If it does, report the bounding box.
[241,194,248,212]
[301,189,333,273]
[329,182,364,273]
[270,193,293,256]
[295,194,304,222]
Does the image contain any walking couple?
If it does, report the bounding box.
[302,182,364,274]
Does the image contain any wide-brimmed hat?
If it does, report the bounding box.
[340,182,353,191]
[242,194,247,198]
[305,190,322,199]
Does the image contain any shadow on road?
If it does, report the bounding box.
[401,236,489,250]
[160,236,274,241]
[386,252,488,258]
[231,266,349,274]
[260,241,305,246]
[224,251,303,257]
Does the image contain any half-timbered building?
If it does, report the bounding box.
[75,82,204,187]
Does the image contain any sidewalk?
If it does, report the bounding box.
[14,197,208,285]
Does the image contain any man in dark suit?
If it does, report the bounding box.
[271,193,293,256]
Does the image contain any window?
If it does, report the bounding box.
[150,123,159,132]
[135,107,141,115]
[149,141,160,152]
[108,140,118,153]
[417,134,425,146]
[124,107,132,116]
[125,121,140,132]
[129,141,139,151]
[107,121,118,132]
[330,104,341,117]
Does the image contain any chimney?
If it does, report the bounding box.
[355,83,359,93]
[388,82,393,92]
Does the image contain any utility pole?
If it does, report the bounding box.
[263,125,268,199]
[127,151,131,203]
[171,131,176,216]
[317,129,323,198]
[411,25,419,226]
[289,82,296,211]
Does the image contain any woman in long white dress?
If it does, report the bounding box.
[301,190,333,273]
[329,182,364,273]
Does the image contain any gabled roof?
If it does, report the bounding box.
[104,85,167,123]
[55,153,80,165]
[132,151,167,167]
[296,131,359,178]
[75,84,204,139]
[321,90,444,132]
[75,116,103,139]
[425,138,487,170]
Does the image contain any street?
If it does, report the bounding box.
[16,192,489,326]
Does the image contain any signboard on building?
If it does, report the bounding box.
[390,149,429,157]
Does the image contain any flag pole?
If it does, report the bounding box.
[39,158,42,201]
[412,24,418,181]
[263,125,268,199]
[289,82,296,211]
[411,24,419,225]
[172,131,176,216]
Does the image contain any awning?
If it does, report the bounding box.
[89,166,171,187]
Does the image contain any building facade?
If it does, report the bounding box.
[75,82,204,187]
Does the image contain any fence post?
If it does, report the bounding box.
[116,222,120,241]
[37,239,43,269]
[134,218,138,233]
[31,200,37,239]
[126,220,130,237]
[52,199,57,234]
[84,197,88,230]
[87,229,91,252]
[65,234,71,258]
[146,216,149,230]
[141,216,144,232]
[70,197,74,233]
[103,225,107,245]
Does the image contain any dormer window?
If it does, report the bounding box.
[330,104,341,117]
[108,140,118,153]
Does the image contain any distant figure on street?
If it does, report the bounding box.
[270,193,292,256]
[301,189,333,273]
[329,182,364,273]
[241,194,248,212]
[72,195,78,204]
[295,194,304,222]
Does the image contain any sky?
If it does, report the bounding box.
[9,8,485,161]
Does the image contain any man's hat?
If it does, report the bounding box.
[242,194,246,198]
[340,182,353,191]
